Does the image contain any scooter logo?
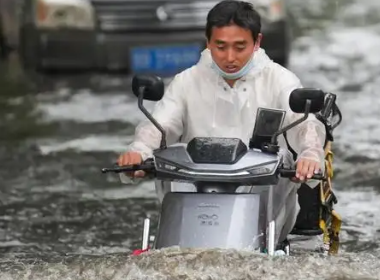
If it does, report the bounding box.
[198,214,219,226]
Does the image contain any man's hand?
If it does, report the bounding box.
[292,158,321,183]
[117,151,146,178]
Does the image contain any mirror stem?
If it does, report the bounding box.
[138,88,167,149]
[270,99,312,145]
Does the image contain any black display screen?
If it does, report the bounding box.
[249,108,286,149]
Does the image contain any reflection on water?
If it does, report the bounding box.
[0,67,51,142]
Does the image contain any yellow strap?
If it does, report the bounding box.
[322,143,341,255]
[329,210,342,255]
[325,151,334,178]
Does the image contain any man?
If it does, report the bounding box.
[118,0,326,246]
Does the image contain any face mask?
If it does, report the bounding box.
[211,53,255,80]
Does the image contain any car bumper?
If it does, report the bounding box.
[28,28,206,73]
[26,19,290,72]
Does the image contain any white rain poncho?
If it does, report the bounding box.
[122,48,326,244]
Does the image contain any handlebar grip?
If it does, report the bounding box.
[101,160,155,174]
[279,169,296,178]
[101,164,142,174]
[279,169,324,180]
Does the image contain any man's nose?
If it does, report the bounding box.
[226,49,236,62]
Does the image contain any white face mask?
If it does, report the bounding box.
[211,53,255,80]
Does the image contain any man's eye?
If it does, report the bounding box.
[217,45,225,50]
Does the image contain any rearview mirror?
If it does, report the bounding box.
[263,88,326,154]
[131,74,167,149]
[132,75,164,101]
[289,88,325,113]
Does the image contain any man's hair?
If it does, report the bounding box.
[205,0,261,42]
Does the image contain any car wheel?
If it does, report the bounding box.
[0,17,9,59]
[19,25,38,70]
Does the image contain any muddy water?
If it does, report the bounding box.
[1,0,380,279]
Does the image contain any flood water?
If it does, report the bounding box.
[1,0,380,279]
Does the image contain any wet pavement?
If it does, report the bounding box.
[1,0,380,278]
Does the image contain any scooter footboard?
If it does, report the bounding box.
[154,192,269,251]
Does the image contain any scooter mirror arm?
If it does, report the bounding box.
[137,88,167,149]
[270,100,311,145]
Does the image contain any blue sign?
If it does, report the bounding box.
[130,44,202,75]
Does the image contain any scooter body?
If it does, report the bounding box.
[151,139,282,253]
[101,74,332,256]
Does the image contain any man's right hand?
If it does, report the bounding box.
[117,151,146,178]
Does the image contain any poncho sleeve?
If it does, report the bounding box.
[277,69,326,172]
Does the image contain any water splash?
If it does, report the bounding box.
[1,248,379,280]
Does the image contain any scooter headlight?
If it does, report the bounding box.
[246,163,277,176]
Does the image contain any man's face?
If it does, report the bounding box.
[207,24,262,74]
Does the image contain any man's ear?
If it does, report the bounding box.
[205,37,211,50]
[254,33,263,51]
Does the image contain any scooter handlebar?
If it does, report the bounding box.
[101,159,156,174]
[279,168,324,181]
[101,162,324,181]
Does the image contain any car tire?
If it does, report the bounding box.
[19,25,38,70]
[0,16,9,59]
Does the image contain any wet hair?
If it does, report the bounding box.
[206,0,261,42]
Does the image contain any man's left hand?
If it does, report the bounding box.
[293,158,321,183]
